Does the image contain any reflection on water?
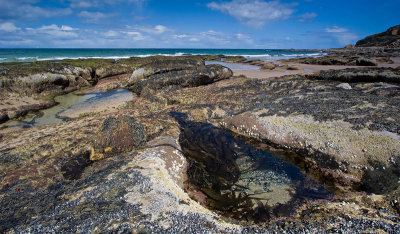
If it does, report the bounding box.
[171,112,332,223]
[205,61,260,71]
[2,89,133,130]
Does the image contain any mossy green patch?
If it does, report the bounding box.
[60,58,115,68]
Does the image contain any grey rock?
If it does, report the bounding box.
[129,64,232,95]
[356,58,378,66]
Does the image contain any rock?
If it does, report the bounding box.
[95,65,131,80]
[310,67,400,84]
[0,112,9,124]
[356,25,400,47]
[260,62,276,70]
[287,65,300,70]
[356,58,377,66]
[129,64,232,95]
[222,56,246,63]
[388,39,400,48]
[336,83,352,90]
[289,56,349,65]
[344,44,354,48]
[17,73,70,93]
[6,110,19,119]
[93,115,146,157]
[2,55,400,232]
[127,58,204,85]
[61,151,92,180]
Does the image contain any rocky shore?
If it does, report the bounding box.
[1,43,400,232]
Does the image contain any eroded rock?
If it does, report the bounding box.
[128,64,233,95]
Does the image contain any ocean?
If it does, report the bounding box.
[0,48,326,63]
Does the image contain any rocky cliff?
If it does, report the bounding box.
[356,25,400,47]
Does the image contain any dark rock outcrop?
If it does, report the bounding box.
[0,112,9,124]
[356,25,400,47]
[356,58,377,66]
[61,151,92,180]
[128,64,233,95]
[310,67,400,84]
[127,58,204,85]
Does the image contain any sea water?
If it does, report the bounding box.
[0,48,326,63]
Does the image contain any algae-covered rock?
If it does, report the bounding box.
[129,64,232,95]
[174,113,240,190]
[93,115,146,157]
[222,56,246,63]
[310,67,400,84]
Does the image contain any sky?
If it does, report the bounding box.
[0,0,398,49]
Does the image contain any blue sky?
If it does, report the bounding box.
[0,0,398,49]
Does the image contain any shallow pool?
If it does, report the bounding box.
[171,112,332,223]
[3,89,133,130]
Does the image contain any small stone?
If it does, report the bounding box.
[336,83,352,90]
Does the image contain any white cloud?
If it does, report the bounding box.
[207,0,295,28]
[298,12,317,22]
[125,31,147,41]
[173,34,189,39]
[325,26,348,33]
[0,23,261,48]
[236,33,254,44]
[0,0,71,21]
[131,25,172,34]
[325,26,358,45]
[61,25,76,31]
[69,0,93,8]
[69,0,147,8]
[78,11,115,24]
[0,22,21,32]
[199,30,231,44]
[33,24,79,38]
[103,30,119,37]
